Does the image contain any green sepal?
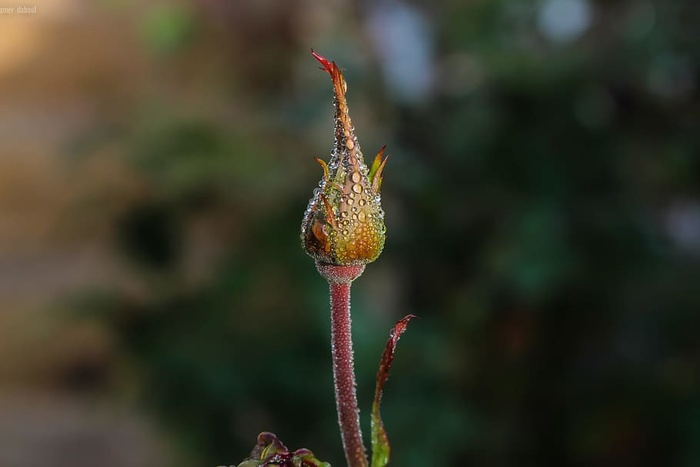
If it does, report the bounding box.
[368,146,388,193]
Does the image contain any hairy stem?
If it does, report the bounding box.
[330,281,367,467]
[317,263,368,467]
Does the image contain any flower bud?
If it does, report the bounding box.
[301,51,388,266]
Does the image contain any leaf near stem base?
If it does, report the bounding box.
[371,315,416,467]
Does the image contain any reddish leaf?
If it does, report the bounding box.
[371,315,416,467]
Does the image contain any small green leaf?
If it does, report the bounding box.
[371,315,416,467]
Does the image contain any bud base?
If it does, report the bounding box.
[316,263,366,284]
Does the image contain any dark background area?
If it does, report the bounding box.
[0,1,698,466]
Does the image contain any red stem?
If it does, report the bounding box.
[330,281,367,467]
[318,263,368,467]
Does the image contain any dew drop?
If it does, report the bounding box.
[347,197,354,205]
[351,207,358,213]
[358,211,367,223]
[358,199,366,206]
[352,184,363,194]
[347,138,355,150]
[351,172,361,183]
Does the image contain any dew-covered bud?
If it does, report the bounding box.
[301,51,388,266]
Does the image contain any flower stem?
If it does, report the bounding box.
[318,263,368,467]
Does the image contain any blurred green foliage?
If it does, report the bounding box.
[79,1,699,466]
[141,4,196,55]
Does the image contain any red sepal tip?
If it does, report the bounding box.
[311,49,335,75]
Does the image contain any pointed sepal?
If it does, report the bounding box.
[315,157,331,182]
[369,146,388,193]
[311,49,334,75]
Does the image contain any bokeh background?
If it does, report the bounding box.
[1,0,699,466]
